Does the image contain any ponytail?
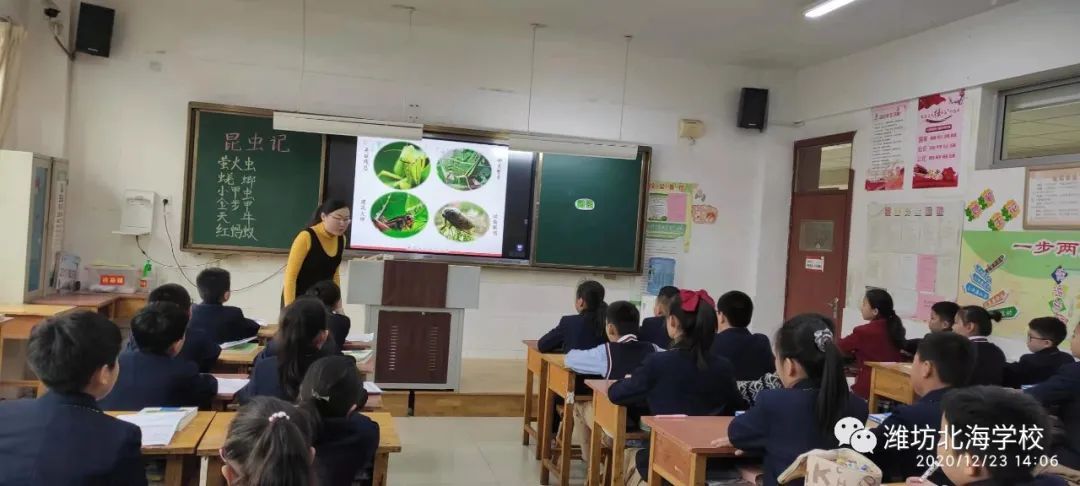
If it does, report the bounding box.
[775,314,849,440]
[958,305,1002,336]
[865,288,906,349]
[668,290,718,370]
[297,355,366,437]
[277,297,328,401]
[222,397,315,486]
[576,280,607,340]
[304,280,342,310]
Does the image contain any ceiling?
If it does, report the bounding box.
[307,0,1017,68]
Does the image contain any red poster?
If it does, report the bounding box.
[913,90,964,189]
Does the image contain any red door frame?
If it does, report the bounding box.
[782,131,856,332]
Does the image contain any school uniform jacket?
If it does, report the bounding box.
[968,337,1007,386]
[314,414,381,486]
[607,347,746,416]
[1026,362,1080,470]
[638,316,671,349]
[98,349,218,411]
[838,318,906,398]
[564,335,660,379]
[327,313,352,352]
[189,303,261,345]
[0,391,147,486]
[1004,347,1075,388]
[537,313,606,353]
[727,380,869,486]
[127,327,221,374]
[867,387,952,484]
[236,347,339,403]
[710,327,776,381]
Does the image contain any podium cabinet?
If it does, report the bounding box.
[346,260,479,390]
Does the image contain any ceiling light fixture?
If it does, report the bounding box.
[804,0,861,18]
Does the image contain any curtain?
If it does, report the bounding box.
[0,20,27,145]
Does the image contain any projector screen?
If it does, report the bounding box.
[350,136,513,257]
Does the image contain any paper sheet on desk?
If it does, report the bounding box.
[216,378,250,395]
[345,350,374,362]
[220,336,257,349]
[346,332,374,343]
[118,412,185,447]
[364,382,383,395]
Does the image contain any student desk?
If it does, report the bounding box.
[0,304,76,393]
[31,292,148,325]
[198,411,401,486]
[867,361,915,412]
[215,345,264,373]
[258,325,372,350]
[586,379,647,486]
[210,373,248,411]
[522,339,548,459]
[640,416,738,486]
[108,410,215,486]
[540,353,590,486]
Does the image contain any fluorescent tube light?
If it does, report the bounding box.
[804,0,860,18]
[273,112,423,140]
[507,136,639,160]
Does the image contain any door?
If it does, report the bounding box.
[783,133,854,332]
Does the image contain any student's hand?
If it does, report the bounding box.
[709,436,733,448]
[905,477,938,486]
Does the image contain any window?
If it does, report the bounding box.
[995,77,1080,168]
[794,142,852,192]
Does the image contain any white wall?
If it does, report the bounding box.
[61,0,796,358]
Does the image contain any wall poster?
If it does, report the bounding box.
[866,101,908,191]
[913,90,964,189]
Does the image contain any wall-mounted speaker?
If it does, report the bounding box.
[737,87,769,131]
[75,3,115,58]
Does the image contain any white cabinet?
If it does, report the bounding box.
[0,151,68,303]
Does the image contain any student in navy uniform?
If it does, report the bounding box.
[639,286,678,349]
[189,268,261,345]
[1004,317,1074,388]
[537,280,608,353]
[902,301,959,357]
[141,283,221,373]
[710,290,775,381]
[609,289,746,479]
[954,305,1006,386]
[237,297,335,403]
[298,356,380,486]
[721,313,868,486]
[867,332,974,484]
[0,311,147,485]
[1025,321,1080,471]
[100,302,219,410]
[306,280,352,352]
[907,386,1066,486]
[221,397,317,486]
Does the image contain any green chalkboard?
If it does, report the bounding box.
[183,104,325,253]
[532,151,648,272]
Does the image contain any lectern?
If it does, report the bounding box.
[346,259,480,390]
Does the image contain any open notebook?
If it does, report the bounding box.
[117,407,197,447]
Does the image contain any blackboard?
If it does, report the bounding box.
[531,151,648,272]
[183,103,325,252]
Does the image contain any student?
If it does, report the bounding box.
[190,267,261,345]
[537,280,608,353]
[100,302,219,410]
[609,289,746,479]
[953,305,1006,386]
[237,298,334,403]
[639,286,679,349]
[868,332,974,483]
[710,290,775,381]
[839,288,907,398]
[306,280,352,352]
[0,312,147,485]
[221,396,316,486]
[1025,322,1080,471]
[1004,317,1074,388]
[902,301,960,356]
[906,386,1065,486]
[144,283,221,373]
[723,313,868,486]
[298,356,380,486]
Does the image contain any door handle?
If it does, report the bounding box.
[825,297,839,320]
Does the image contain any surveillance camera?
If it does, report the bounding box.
[42,0,60,18]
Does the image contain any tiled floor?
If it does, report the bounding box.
[390,417,587,486]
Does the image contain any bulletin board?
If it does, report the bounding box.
[1024,164,1080,230]
[864,201,964,320]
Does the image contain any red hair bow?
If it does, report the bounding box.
[679,289,714,313]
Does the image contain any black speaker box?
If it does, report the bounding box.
[75,3,115,58]
[737,87,769,131]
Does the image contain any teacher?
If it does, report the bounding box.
[282,199,351,306]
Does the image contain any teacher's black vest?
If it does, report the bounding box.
[295,227,344,298]
[606,337,658,379]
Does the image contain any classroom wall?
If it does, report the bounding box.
[59,0,797,358]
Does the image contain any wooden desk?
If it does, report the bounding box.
[0,305,76,392]
[198,411,401,486]
[586,379,644,486]
[31,293,147,327]
[210,373,248,410]
[256,325,275,344]
[216,345,264,373]
[867,361,914,412]
[109,410,215,486]
[343,340,373,351]
[522,339,548,459]
[541,353,588,486]
[641,416,738,486]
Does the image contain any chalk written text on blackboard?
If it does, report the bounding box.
[213,132,292,242]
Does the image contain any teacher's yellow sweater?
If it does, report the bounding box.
[283,222,342,305]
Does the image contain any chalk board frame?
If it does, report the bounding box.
[1023,162,1080,231]
[182,102,327,254]
[527,147,651,274]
